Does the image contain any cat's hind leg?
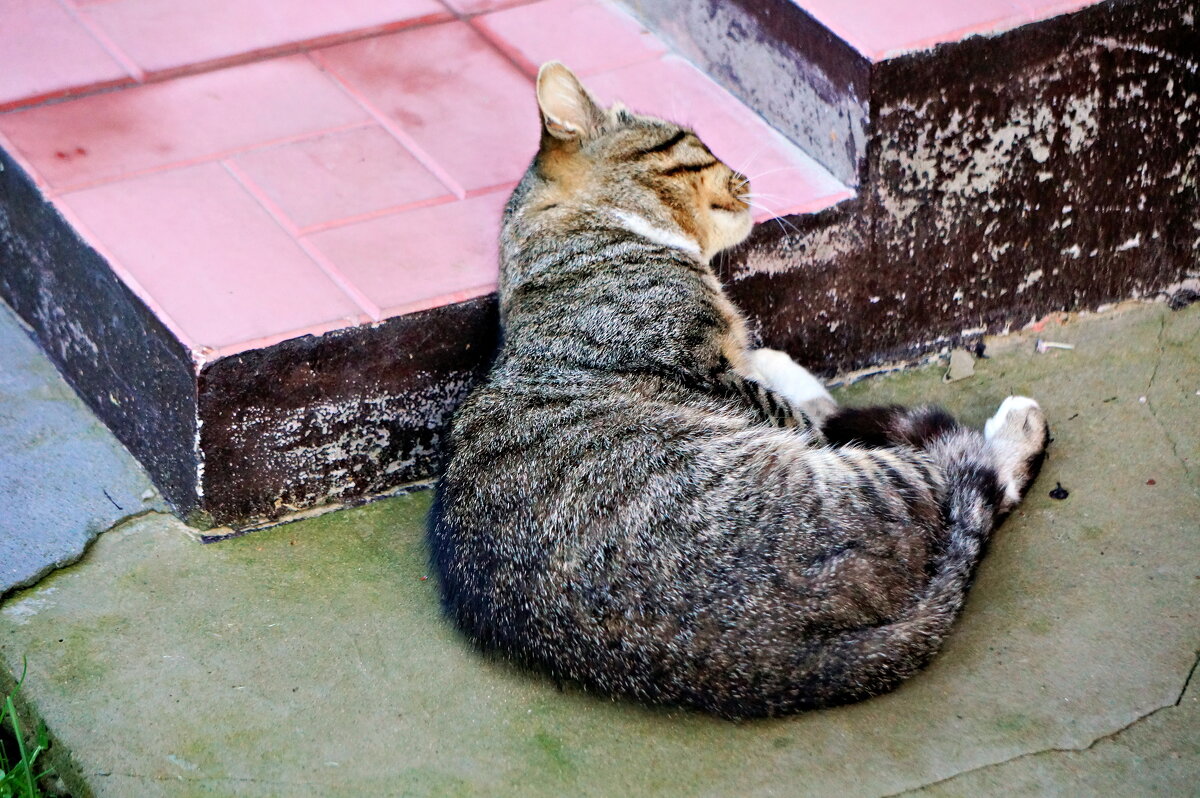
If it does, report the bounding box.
[983,396,1050,512]
[821,398,1049,514]
[747,348,837,424]
[821,404,959,450]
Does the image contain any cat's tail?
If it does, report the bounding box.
[767,400,1049,716]
[763,436,998,713]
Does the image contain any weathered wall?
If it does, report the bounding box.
[722,0,1198,375]
[867,0,1199,350]
[716,201,873,375]
[197,296,497,527]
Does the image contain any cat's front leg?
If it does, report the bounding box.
[745,348,838,425]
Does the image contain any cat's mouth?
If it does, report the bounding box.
[706,199,755,255]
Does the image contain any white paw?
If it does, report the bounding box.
[984,396,1049,511]
[750,348,833,406]
[984,395,1041,440]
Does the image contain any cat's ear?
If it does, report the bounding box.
[536,62,605,141]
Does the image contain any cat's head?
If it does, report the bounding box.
[508,62,753,262]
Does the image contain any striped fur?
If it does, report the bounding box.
[429,63,1049,718]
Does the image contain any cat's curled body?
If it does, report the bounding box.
[430,63,1049,719]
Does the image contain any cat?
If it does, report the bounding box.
[428,62,1049,719]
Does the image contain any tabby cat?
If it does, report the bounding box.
[429,63,1049,718]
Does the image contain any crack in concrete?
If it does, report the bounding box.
[92,771,329,788]
[0,509,170,602]
[888,650,1200,797]
[1142,313,1198,495]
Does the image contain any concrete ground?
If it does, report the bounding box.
[0,302,166,597]
[1,301,1197,797]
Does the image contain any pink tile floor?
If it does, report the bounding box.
[0,0,1103,360]
[0,0,851,360]
[797,0,1106,61]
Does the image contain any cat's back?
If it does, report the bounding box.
[445,364,748,489]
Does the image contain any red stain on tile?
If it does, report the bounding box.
[0,56,369,192]
[78,0,450,77]
[306,191,509,318]
[800,0,1029,61]
[474,0,666,77]
[315,22,538,196]
[57,163,366,353]
[232,125,454,232]
[586,57,851,219]
[0,0,133,110]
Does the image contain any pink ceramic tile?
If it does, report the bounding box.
[474,0,666,77]
[231,125,454,232]
[0,55,369,192]
[586,57,851,219]
[79,0,450,76]
[57,163,365,353]
[315,22,538,196]
[306,191,508,318]
[1011,0,1106,22]
[797,0,1028,61]
[442,0,532,15]
[0,0,133,109]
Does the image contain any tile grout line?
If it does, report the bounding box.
[0,77,137,115]
[129,13,455,87]
[469,0,669,81]
[444,0,544,21]
[432,0,465,21]
[465,180,520,200]
[306,50,468,200]
[54,0,147,82]
[465,15,538,79]
[48,120,377,198]
[220,159,384,322]
[297,193,461,237]
[0,13,456,115]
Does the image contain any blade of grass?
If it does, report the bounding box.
[4,698,34,798]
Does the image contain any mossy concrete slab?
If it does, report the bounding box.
[1,303,1196,797]
[912,671,1199,797]
[0,300,166,598]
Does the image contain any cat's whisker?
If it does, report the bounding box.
[743,192,788,215]
[768,214,805,239]
[733,141,773,180]
[742,191,784,205]
[743,165,806,183]
[741,196,804,238]
[744,199,804,237]
[743,197,781,218]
